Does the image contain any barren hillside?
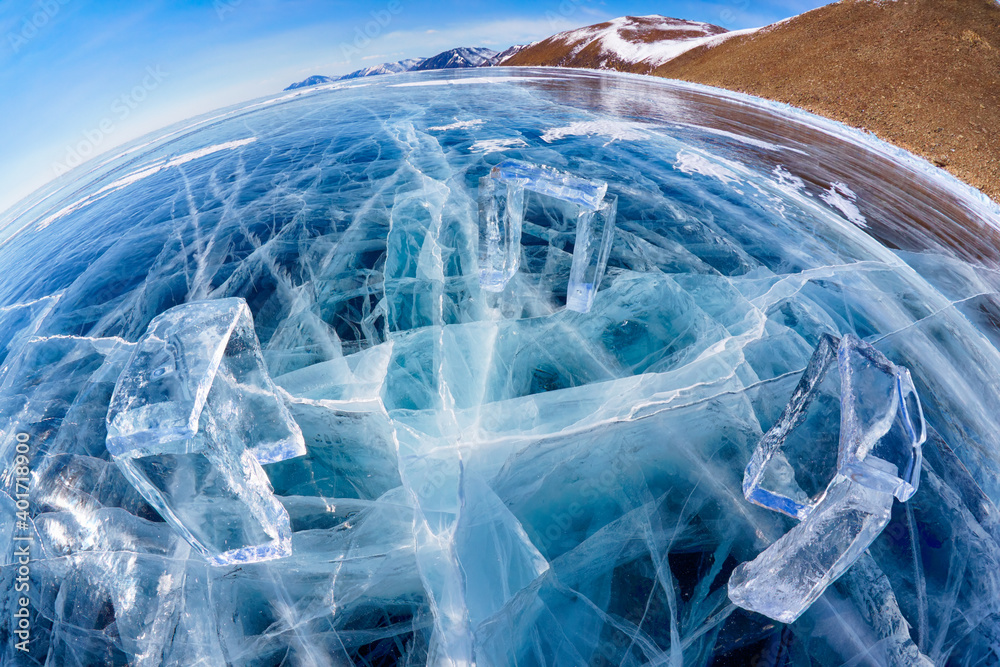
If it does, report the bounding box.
[505,0,1000,203]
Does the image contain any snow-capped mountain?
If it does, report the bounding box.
[285,75,337,90]
[412,47,498,70]
[338,58,424,80]
[481,44,528,66]
[285,48,499,90]
[500,15,745,73]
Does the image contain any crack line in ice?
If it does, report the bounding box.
[906,501,929,652]
[749,260,892,310]
[34,138,258,232]
[870,289,1000,345]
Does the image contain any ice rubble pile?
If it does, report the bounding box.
[731,333,926,623]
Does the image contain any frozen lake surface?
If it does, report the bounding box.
[1,68,1000,665]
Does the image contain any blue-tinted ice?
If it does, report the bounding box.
[1,69,1000,665]
[744,333,925,521]
[729,470,895,624]
[838,333,926,500]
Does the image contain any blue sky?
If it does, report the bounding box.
[0,0,827,215]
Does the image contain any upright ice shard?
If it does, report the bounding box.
[478,175,526,292]
[106,298,302,566]
[478,159,617,311]
[728,468,895,624]
[566,195,617,313]
[838,333,926,501]
[743,333,842,520]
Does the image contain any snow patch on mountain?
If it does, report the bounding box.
[485,45,528,65]
[339,58,423,80]
[285,48,499,91]
[571,16,725,66]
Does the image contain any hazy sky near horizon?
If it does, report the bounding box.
[0,0,827,216]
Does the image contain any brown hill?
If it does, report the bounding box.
[505,1,1000,203]
[503,16,730,74]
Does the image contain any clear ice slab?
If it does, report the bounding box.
[106,297,306,464]
[478,175,525,293]
[743,333,925,520]
[838,333,926,501]
[742,333,843,520]
[566,195,617,313]
[728,468,895,624]
[478,159,616,312]
[106,298,301,566]
[488,160,608,210]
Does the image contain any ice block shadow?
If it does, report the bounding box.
[106,298,304,566]
[478,159,617,313]
[732,332,926,622]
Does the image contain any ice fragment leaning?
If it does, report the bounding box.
[106,298,302,566]
[838,333,926,501]
[743,333,925,520]
[106,297,306,464]
[742,333,842,520]
[733,332,927,622]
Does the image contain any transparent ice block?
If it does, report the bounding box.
[743,333,843,520]
[743,333,925,519]
[567,194,618,313]
[478,175,526,292]
[478,159,617,311]
[837,333,926,501]
[729,467,895,624]
[489,159,607,210]
[106,298,305,464]
[106,298,302,566]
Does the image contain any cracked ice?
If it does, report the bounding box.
[0,69,999,665]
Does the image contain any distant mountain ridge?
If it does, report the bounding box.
[412,47,497,70]
[285,47,504,90]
